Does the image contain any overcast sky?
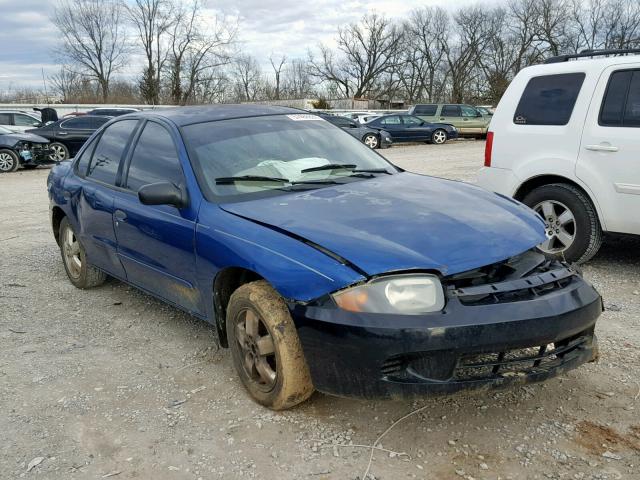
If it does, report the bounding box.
[0,0,452,93]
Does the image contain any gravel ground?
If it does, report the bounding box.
[1,141,639,480]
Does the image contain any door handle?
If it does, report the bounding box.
[439,117,445,120]
[585,144,618,152]
[58,132,68,135]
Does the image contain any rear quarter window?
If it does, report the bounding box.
[514,73,585,126]
[413,105,437,115]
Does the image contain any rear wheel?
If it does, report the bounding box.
[49,142,69,161]
[59,217,107,288]
[0,149,19,173]
[362,133,379,149]
[522,183,602,263]
[226,280,314,410]
[431,129,447,145]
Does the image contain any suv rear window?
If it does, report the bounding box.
[600,69,640,127]
[514,73,585,126]
[413,105,437,115]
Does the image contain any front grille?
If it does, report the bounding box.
[444,250,578,306]
[454,336,588,381]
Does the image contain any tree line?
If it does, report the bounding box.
[8,0,640,106]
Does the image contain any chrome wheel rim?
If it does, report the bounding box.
[0,152,15,171]
[62,226,82,279]
[534,200,576,254]
[433,130,447,144]
[364,135,378,148]
[234,308,277,392]
[49,144,67,161]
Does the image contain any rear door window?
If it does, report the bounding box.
[87,120,137,185]
[600,69,640,127]
[514,73,585,125]
[61,117,93,129]
[381,116,401,125]
[14,114,41,127]
[441,105,461,117]
[413,105,437,115]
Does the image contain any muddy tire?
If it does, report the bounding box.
[0,149,20,173]
[226,280,314,410]
[59,217,107,288]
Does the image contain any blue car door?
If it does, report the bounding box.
[112,120,203,315]
[401,115,431,141]
[378,115,405,140]
[76,119,139,278]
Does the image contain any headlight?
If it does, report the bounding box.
[332,274,445,315]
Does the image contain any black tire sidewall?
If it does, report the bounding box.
[0,149,19,172]
[522,185,597,263]
[59,217,90,288]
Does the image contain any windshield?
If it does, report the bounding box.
[182,114,398,201]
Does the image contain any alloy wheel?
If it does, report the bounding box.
[534,200,576,254]
[363,135,378,149]
[49,144,67,161]
[234,308,277,392]
[0,152,16,171]
[62,226,82,279]
[433,130,447,144]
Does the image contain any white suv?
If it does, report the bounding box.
[478,49,640,263]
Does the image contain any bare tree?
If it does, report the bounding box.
[53,0,129,102]
[127,0,174,104]
[167,0,236,105]
[269,54,287,100]
[232,54,263,102]
[281,59,315,99]
[309,13,403,98]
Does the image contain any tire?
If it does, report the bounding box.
[362,133,379,149]
[49,142,69,162]
[522,183,603,263]
[226,280,314,410]
[431,129,447,145]
[0,149,19,173]
[59,217,107,288]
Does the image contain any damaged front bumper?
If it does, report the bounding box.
[290,267,602,399]
[17,144,53,165]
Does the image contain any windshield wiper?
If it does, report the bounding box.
[352,168,393,175]
[215,175,289,184]
[300,163,357,173]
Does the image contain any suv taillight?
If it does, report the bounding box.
[484,131,494,167]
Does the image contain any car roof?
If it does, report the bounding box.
[127,105,304,127]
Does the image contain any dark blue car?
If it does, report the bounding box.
[366,114,458,144]
[48,106,602,410]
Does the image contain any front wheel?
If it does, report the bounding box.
[49,142,69,162]
[0,149,19,173]
[362,133,379,149]
[59,217,107,288]
[522,183,602,263]
[226,280,314,410]
[431,129,447,145]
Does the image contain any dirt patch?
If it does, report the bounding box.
[575,420,640,455]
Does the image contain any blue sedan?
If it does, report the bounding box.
[366,114,458,144]
[48,106,601,409]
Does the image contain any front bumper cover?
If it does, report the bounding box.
[290,273,602,399]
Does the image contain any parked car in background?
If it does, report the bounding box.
[318,113,392,149]
[475,106,494,117]
[86,107,140,117]
[27,115,111,161]
[365,114,458,144]
[62,112,88,118]
[0,125,51,173]
[48,105,602,410]
[409,104,490,137]
[357,113,381,124]
[0,110,44,133]
[479,48,640,263]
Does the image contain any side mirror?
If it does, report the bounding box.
[138,182,187,208]
[349,123,358,128]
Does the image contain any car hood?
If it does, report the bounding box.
[219,173,546,277]
[0,132,49,145]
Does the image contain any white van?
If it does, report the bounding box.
[478,49,640,263]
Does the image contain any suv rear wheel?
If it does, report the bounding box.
[522,183,602,263]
